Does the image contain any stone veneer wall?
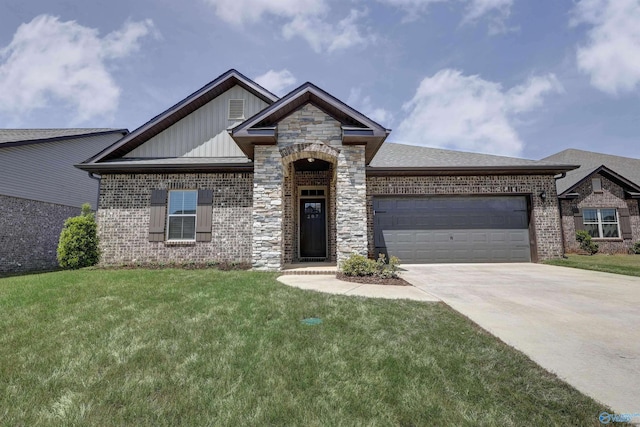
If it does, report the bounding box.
[277,104,342,148]
[98,173,252,265]
[0,194,80,273]
[560,173,640,254]
[366,174,563,261]
[282,166,336,264]
[252,146,283,270]
[336,146,368,263]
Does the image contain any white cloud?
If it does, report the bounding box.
[254,69,297,95]
[0,15,156,124]
[347,87,393,125]
[378,0,513,31]
[204,0,372,53]
[395,69,563,157]
[571,0,640,95]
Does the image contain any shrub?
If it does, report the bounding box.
[341,253,376,276]
[57,203,100,269]
[341,253,401,279]
[632,241,640,255]
[575,230,598,255]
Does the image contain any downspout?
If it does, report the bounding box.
[88,172,101,212]
[554,172,568,258]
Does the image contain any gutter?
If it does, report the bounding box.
[88,172,101,211]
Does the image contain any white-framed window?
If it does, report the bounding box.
[167,190,197,241]
[583,208,620,238]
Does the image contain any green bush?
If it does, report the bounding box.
[341,253,376,276]
[341,253,401,278]
[57,203,100,269]
[632,241,640,255]
[575,230,598,255]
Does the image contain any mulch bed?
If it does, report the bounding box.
[336,272,411,286]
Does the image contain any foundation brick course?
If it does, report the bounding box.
[560,173,640,254]
[98,173,252,266]
[0,194,80,273]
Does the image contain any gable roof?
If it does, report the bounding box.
[81,69,279,166]
[231,82,390,164]
[542,149,640,195]
[368,142,578,175]
[0,129,127,148]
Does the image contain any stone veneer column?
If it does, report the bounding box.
[252,145,284,270]
[335,145,368,265]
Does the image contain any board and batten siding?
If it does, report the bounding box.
[0,133,123,209]
[125,86,269,158]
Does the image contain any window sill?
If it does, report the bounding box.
[592,238,623,242]
[164,240,196,246]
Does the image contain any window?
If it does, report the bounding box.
[583,208,620,238]
[167,190,197,241]
[228,99,245,120]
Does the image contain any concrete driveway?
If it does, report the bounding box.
[401,263,640,415]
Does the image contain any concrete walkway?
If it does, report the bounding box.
[276,274,439,301]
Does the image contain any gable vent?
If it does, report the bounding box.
[228,99,245,120]
[592,178,602,192]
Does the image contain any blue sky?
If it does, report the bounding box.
[1,0,639,160]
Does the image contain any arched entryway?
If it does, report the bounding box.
[280,144,339,264]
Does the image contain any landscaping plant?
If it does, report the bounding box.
[575,230,599,255]
[341,252,400,278]
[632,241,640,255]
[57,203,100,269]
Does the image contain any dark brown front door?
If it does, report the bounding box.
[300,199,326,258]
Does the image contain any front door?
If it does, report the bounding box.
[300,199,326,258]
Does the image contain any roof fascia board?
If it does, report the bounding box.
[75,162,254,174]
[367,165,578,176]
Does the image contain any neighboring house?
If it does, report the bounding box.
[543,149,640,254]
[0,129,128,273]
[77,69,576,270]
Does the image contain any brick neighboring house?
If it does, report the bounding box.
[542,149,640,254]
[77,69,577,270]
[0,129,128,273]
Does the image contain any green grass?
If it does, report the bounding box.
[545,254,640,277]
[0,269,609,426]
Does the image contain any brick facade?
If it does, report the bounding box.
[98,173,252,266]
[560,173,640,254]
[0,194,80,273]
[366,174,564,261]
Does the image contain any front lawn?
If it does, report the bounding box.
[545,254,640,277]
[1,269,608,426]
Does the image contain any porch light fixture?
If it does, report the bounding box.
[307,158,315,163]
[539,190,547,202]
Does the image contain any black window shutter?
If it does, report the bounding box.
[619,207,632,239]
[196,189,213,242]
[573,207,585,232]
[149,189,167,242]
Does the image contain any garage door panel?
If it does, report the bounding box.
[374,196,531,263]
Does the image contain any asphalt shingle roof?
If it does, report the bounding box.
[370,142,566,168]
[0,129,119,145]
[542,149,640,194]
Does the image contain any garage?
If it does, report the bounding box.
[373,196,532,263]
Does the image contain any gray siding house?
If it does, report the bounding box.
[78,70,576,270]
[543,149,640,254]
[0,129,127,273]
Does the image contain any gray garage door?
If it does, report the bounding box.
[374,196,531,263]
